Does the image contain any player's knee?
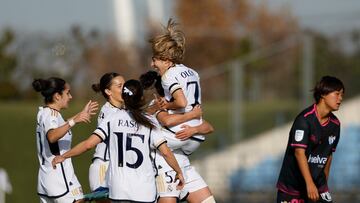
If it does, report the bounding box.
[201,195,216,203]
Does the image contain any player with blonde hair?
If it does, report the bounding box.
[150,19,216,203]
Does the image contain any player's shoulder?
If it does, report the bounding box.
[100,108,124,125]
[299,104,316,119]
[40,106,60,118]
[101,102,119,114]
[145,113,160,127]
[177,64,199,74]
[329,113,341,126]
[293,105,315,125]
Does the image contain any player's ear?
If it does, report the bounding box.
[105,88,112,97]
[53,92,61,102]
[164,59,173,67]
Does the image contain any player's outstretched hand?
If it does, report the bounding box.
[52,155,65,169]
[74,100,99,124]
[175,124,197,140]
[83,100,99,116]
[175,172,185,190]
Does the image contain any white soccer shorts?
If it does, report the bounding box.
[156,165,208,200]
[39,185,83,203]
[89,158,109,191]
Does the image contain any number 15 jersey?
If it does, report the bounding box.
[93,109,166,202]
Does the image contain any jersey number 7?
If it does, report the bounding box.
[187,81,200,107]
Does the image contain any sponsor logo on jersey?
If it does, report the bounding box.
[320,191,332,202]
[308,154,327,165]
[295,130,304,142]
[328,135,336,145]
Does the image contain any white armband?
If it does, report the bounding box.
[68,119,75,127]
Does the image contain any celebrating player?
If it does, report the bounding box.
[149,18,216,203]
[140,70,215,203]
[89,72,125,202]
[52,79,185,203]
[32,77,98,203]
[276,76,344,203]
[149,18,205,155]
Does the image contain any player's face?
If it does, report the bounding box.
[323,89,344,111]
[107,76,125,104]
[59,83,72,109]
[151,57,171,76]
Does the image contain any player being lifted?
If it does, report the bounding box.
[150,18,204,156]
[32,77,98,203]
[140,71,215,203]
[149,19,216,203]
[276,76,344,203]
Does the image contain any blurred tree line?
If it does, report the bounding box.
[0,0,359,101]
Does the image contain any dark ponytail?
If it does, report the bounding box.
[32,77,66,104]
[92,72,120,99]
[122,79,154,129]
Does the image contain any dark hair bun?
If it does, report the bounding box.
[140,71,158,89]
[92,83,101,92]
[32,79,48,92]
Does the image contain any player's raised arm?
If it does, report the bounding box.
[47,100,98,143]
[32,77,91,203]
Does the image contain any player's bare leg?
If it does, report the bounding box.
[187,187,215,203]
[158,197,177,203]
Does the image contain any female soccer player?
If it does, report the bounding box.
[276,76,344,203]
[139,71,213,151]
[89,73,125,202]
[140,71,216,203]
[149,18,205,156]
[32,77,98,203]
[52,79,185,203]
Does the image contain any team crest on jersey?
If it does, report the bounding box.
[295,130,304,142]
[328,135,336,145]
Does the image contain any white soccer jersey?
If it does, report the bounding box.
[93,102,120,161]
[36,107,82,198]
[161,64,204,141]
[89,102,120,191]
[150,115,192,166]
[149,115,207,200]
[93,109,166,202]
